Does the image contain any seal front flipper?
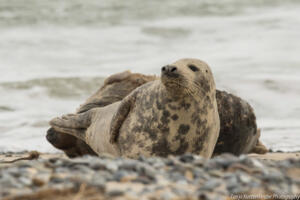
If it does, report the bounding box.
[249,129,268,154]
[109,94,136,144]
[50,111,94,141]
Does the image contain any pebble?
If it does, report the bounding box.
[107,189,124,197]
[199,179,221,191]
[238,173,252,184]
[179,153,195,163]
[0,153,299,199]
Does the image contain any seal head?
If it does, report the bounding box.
[161,59,215,100]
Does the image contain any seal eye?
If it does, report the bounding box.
[188,64,199,72]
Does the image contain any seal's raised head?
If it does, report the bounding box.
[161,58,215,98]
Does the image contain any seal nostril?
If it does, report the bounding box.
[162,66,166,72]
[171,67,177,72]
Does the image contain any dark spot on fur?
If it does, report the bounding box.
[156,100,163,110]
[174,140,189,155]
[137,140,145,148]
[191,105,208,128]
[132,125,142,133]
[171,114,178,121]
[118,132,135,154]
[199,79,210,93]
[160,110,170,124]
[151,111,159,122]
[195,76,211,95]
[133,114,158,141]
[163,110,170,118]
[157,124,170,134]
[168,104,178,110]
[151,138,171,157]
[180,101,191,110]
[178,124,190,135]
[193,129,208,153]
[144,124,158,140]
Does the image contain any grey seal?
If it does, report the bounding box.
[50,58,220,158]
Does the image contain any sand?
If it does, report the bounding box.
[1,151,299,164]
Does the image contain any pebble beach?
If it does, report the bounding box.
[0,152,299,200]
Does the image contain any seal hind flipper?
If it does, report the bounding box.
[46,128,77,149]
[46,127,97,157]
[49,125,86,141]
[250,140,268,154]
[50,111,93,141]
[109,95,136,144]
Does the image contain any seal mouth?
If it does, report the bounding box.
[162,72,180,79]
[161,74,187,93]
[161,74,202,98]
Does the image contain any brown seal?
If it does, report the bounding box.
[49,58,220,158]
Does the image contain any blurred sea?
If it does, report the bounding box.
[0,0,299,152]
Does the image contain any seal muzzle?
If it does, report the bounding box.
[161,65,179,78]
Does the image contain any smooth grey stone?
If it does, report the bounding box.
[107,190,124,197]
[199,179,221,191]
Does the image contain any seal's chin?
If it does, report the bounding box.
[161,74,185,93]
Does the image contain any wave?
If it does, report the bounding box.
[0,0,299,27]
[0,76,105,99]
[0,106,15,112]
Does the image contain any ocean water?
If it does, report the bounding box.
[0,0,299,152]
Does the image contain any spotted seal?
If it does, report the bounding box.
[50,58,220,158]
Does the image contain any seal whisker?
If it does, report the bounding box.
[168,81,200,99]
[191,81,210,96]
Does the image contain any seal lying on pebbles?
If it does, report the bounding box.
[47,61,268,158]
[50,58,220,158]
